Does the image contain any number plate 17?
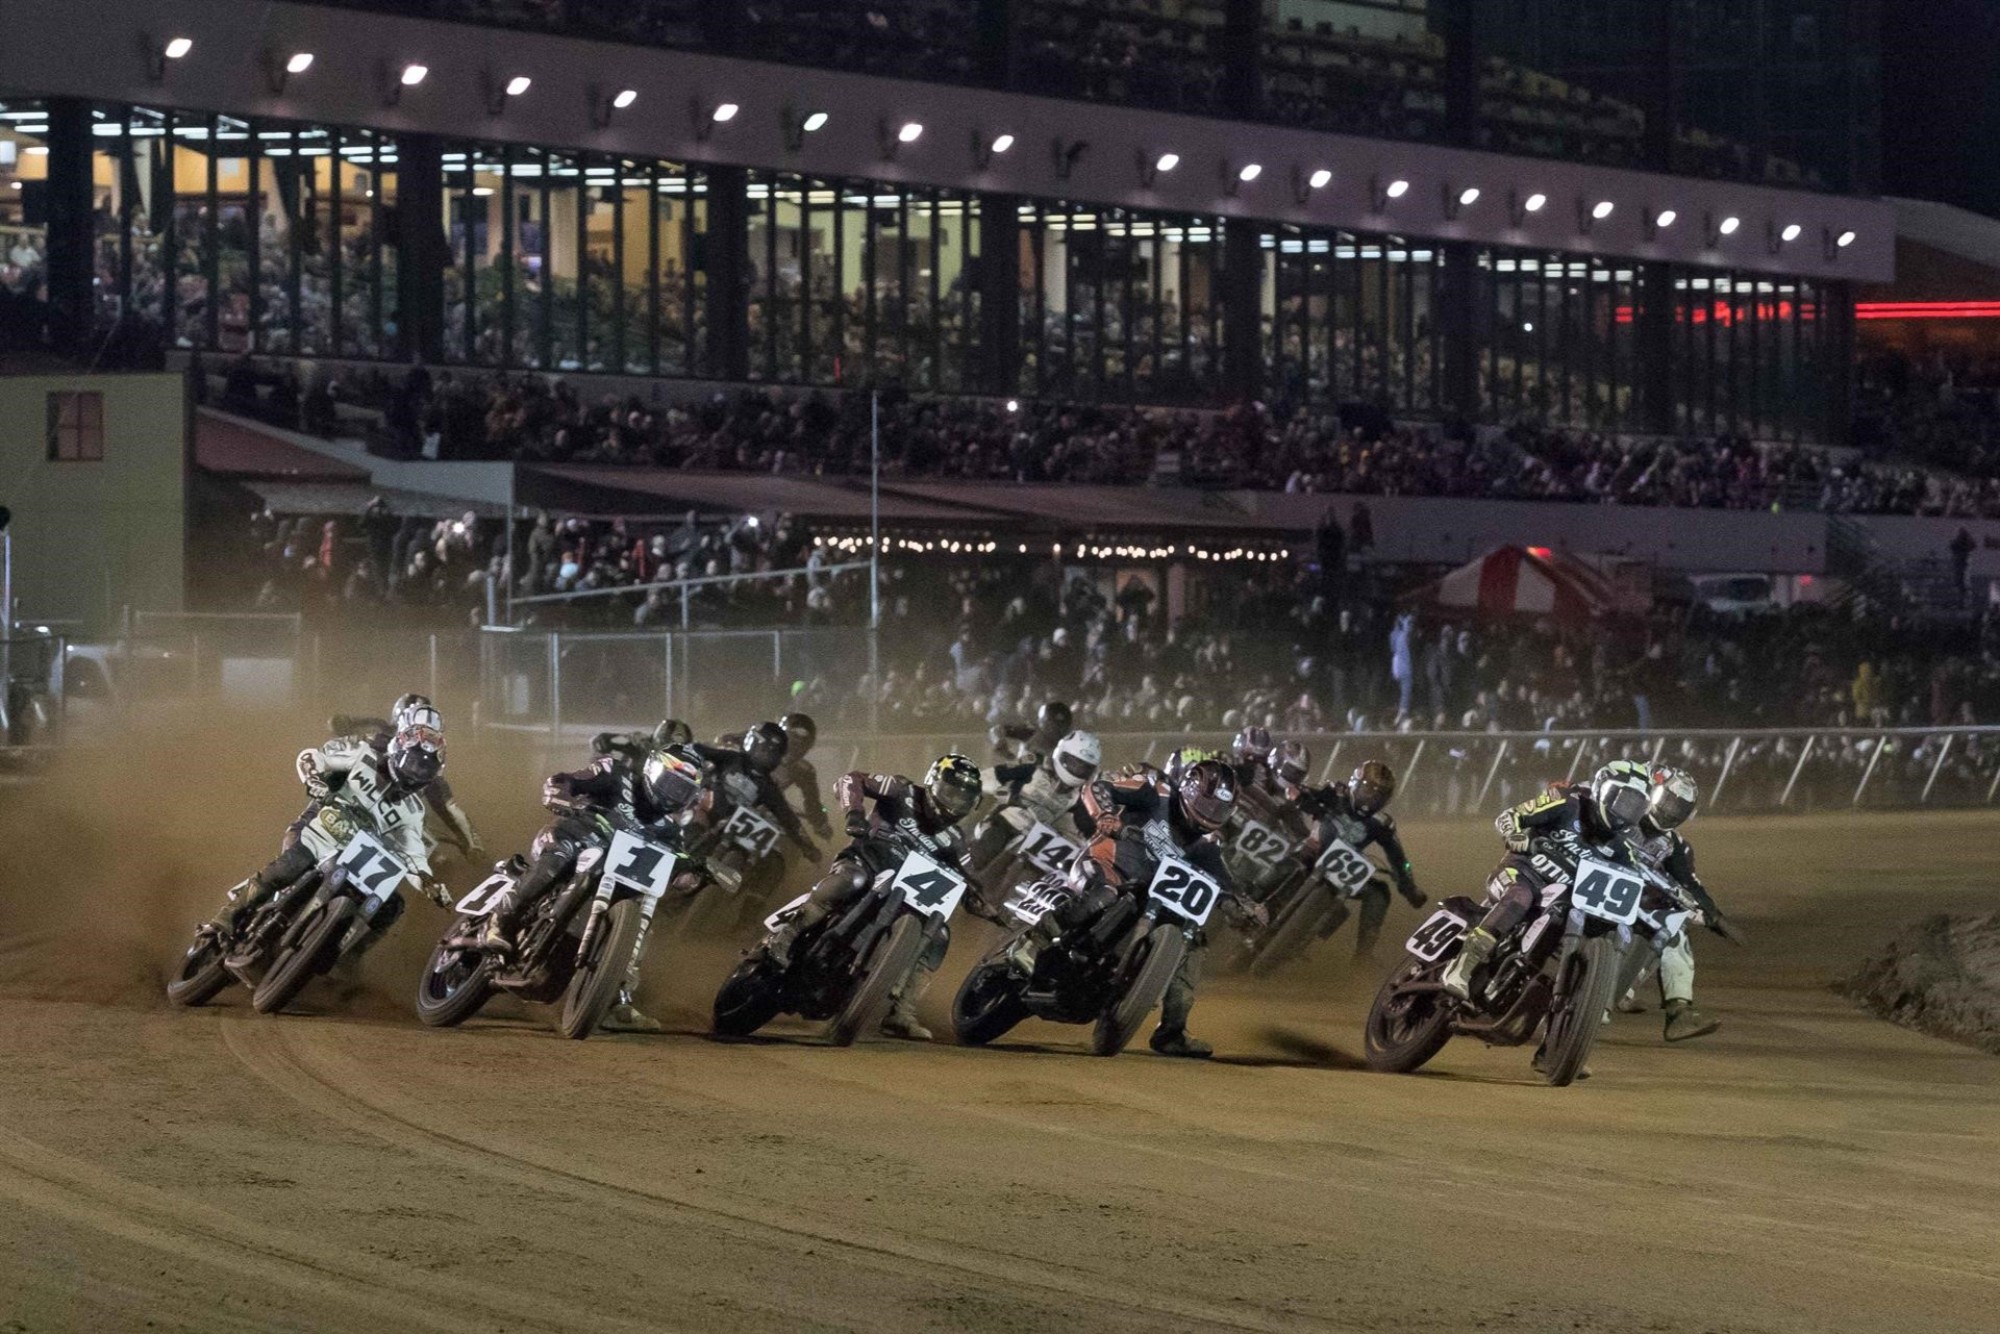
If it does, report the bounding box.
[337,831,410,903]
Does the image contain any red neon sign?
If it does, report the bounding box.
[1612,300,1815,325]
[1854,301,2000,321]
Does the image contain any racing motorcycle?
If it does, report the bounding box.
[414,812,712,1038]
[951,850,1221,1057]
[712,833,966,1045]
[680,794,795,936]
[966,804,1085,910]
[1361,830,1644,1087]
[167,812,435,1015]
[1238,835,1383,977]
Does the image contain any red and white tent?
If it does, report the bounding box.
[1422,546,1632,623]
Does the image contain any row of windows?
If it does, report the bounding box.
[0,99,1843,441]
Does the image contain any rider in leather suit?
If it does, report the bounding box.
[1293,760,1425,958]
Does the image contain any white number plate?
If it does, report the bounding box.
[763,892,810,932]
[601,831,679,905]
[1146,856,1223,927]
[889,850,968,920]
[336,831,411,903]
[1233,820,1294,868]
[721,805,782,859]
[1317,839,1377,896]
[1569,855,1645,925]
[1405,907,1470,962]
[454,870,514,918]
[1018,821,1081,876]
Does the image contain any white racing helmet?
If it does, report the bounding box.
[1648,765,1698,830]
[1051,730,1102,787]
[1590,760,1651,832]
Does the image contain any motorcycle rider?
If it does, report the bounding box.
[206,714,453,947]
[1055,759,1256,1058]
[714,712,835,842]
[328,694,483,861]
[1620,766,1721,1043]
[691,721,821,862]
[990,701,1072,765]
[967,730,1102,909]
[762,754,985,1040]
[1440,760,1652,1002]
[1229,725,1275,794]
[592,718,695,763]
[477,742,712,1032]
[1290,758,1426,959]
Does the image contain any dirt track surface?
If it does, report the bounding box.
[4,781,1999,1332]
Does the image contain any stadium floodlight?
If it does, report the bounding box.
[1719,214,1740,235]
[1655,209,1677,228]
[1459,186,1480,207]
[379,60,429,105]
[506,75,533,97]
[1309,168,1332,189]
[1524,192,1547,212]
[803,111,828,132]
[990,133,1015,154]
[898,122,923,143]
[614,89,638,110]
[973,130,1018,169]
[1370,175,1408,211]
[265,50,315,94]
[141,34,193,82]
[484,71,532,115]
[592,85,641,127]
[1578,197,1614,236]
[694,98,740,141]
[1837,229,1856,247]
[879,119,924,161]
[286,52,314,75]
[164,37,192,60]
[1444,184,1479,219]
[1592,200,1615,220]
[1139,151,1179,186]
[1239,163,1263,183]
[1385,178,1409,198]
[401,63,428,86]
[713,102,739,123]
[1781,223,1802,242]
[782,107,829,150]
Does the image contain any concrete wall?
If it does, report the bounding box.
[0,373,186,627]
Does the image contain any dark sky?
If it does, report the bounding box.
[1882,0,2000,214]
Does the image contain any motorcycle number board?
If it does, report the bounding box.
[1019,822,1080,876]
[1147,857,1222,927]
[721,805,782,858]
[603,831,679,904]
[337,831,410,903]
[1569,855,1644,925]
[1405,907,1469,962]
[1233,821,1293,867]
[455,871,513,917]
[890,851,967,920]
[1318,838,1376,895]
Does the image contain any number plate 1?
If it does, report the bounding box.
[455,870,514,918]
[721,805,782,858]
[1018,821,1080,876]
[602,831,679,905]
[890,851,968,920]
[1317,838,1377,896]
[337,831,410,903]
[1405,907,1469,962]
[1146,857,1222,927]
[1569,854,1644,925]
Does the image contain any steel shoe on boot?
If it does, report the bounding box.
[601,992,665,1033]
[1149,1025,1213,1059]
[763,922,801,970]
[1662,999,1719,1043]
[881,1003,933,1041]
[1615,992,1648,1014]
[1438,927,1497,1001]
[476,916,515,958]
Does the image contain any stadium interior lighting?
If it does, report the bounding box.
[803,111,828,132]
[1524,192,1547,212]
[1655,209,1677,228]
[713,102,739,123]
[1781,223,1802,242]
[1238,163,1263,183]
[898,121,923,143]
[613,89,638,110]
[504,75,532,97]
[1459,187,1480,206]
[164,37,192,60]
[401,63,428,87]
[142,34,194,82]
[1156,152,1180,173]
[1838,229,1857,247]
[990,133,1014,154]
[1592,199,1615,220]
[1719,215,1741,235]
[286,52,314,75]
[1308,168,1332,189]
[1139,151,1179,186]
[1385,178,1409,198]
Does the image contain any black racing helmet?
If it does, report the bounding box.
[1349,760,1397,815]
[1269,739,1313,789]
[742,720,789,772]
[1036,700,1073,736]
[650,718,694,749]
[1174,759,1238,834]
[779,711,817,759]
[643,744,708,817]
[1231,725,1273,771]
[925,753,983,822]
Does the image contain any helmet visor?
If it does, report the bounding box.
[1602,785,1649,830]
[931,779,979,820]
[1351,779,1387,814]
[1057,751,1097,784]
[1651,790,1696,829]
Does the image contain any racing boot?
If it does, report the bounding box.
[602,988,665,1034]
[1149,950,1212,1058]
[1662,999,1719,1043]
[1438,926,1498,1001]
[881,962,935,1041]
[207,878,262,938]
[1149,1026,1213,1058]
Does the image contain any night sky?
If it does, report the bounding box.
[1882,0,2000,215]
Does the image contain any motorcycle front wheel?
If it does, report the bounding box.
[1093,923,1186,1057]
[414,921,498,1028]
[828,913,927,1047]
[712,955,786,1037]
[1539,934,1622,1087]
[251,898,357,1015]
[1246,890,1330,978]
[557,898,645,1040]
[165,928,233,1007]
[1363,958,1455,1073]
[952,957,1030,1046]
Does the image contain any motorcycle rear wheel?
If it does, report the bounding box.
[557,898,644,1040]
[952,958,1030,1046]
[712,955,786,1037]
[1093,923,1186,1057]
[1363,958,1455,1072]
[251,899,356,1015]
[1539,934,1621,1087]
[414,921,498,1028]
[165,929,233,1007]
[828,913,926,1047]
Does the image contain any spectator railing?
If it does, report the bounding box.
[508,561,874,629]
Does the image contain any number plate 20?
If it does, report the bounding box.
[1146,857,1222,927]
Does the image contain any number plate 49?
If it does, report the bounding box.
[1569,855,1644,925]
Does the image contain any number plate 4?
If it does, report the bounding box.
[890,851,967,920]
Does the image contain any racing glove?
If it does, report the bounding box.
[1396,872,1426,908]
[845,810,871,840]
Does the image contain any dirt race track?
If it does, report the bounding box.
[2,748,1998,1332]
